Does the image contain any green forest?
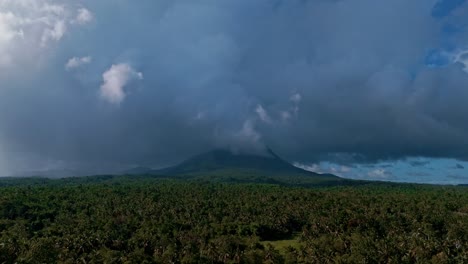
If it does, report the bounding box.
[0,177,467,263]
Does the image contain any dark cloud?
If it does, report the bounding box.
[407,172,431,177]
[410,160,431,167]
[432,0,466,18]
[1,0,468,174]
[447,174,468,180]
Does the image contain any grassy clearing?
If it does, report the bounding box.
[261,238,302,254]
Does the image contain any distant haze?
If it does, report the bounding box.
[0,0,468,184]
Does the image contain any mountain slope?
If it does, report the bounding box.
[125,149,347,186]
[159,149,317,175]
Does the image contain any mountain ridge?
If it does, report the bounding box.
[123,148,319,175]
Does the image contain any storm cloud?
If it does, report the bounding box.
[1,0,468,175]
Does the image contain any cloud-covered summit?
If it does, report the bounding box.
[1,0,468,179]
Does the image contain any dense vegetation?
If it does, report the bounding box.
[0,177,467,263]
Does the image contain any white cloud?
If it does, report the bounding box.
[65,56,92,70]
[278,92,303,122]
[367,169,391,179]
[0,12,24,66]
[255,104,272,123]
[0,12,23,44]
[290,92,302,116]
[294,163,322,173]
[100,63,143,104]
[290,93,302,103]
[73,8,93,25]
[330,165,351,176]
[280,111,292,122]
[40,20,67,47]
[454,50,468,73]
[295,162,351,176]
[0,0,92,67]
[238,119,261,143]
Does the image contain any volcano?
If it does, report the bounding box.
[125,149,347,186]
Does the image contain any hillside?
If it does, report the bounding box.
[125,149,349,186]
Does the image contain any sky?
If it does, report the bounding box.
[0,0,468,184]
